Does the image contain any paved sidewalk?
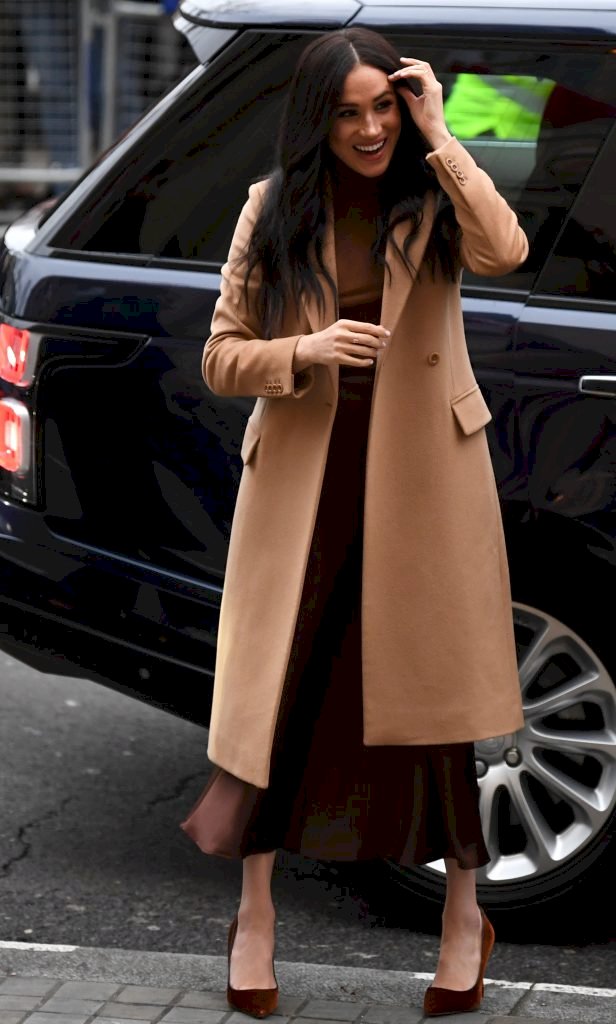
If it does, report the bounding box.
[0,943,614,1024]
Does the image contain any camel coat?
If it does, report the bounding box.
[203,137,527,789]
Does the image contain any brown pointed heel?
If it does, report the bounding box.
[227,914,279,1019]
[423,908,495,1017]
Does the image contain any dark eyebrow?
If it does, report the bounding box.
[335,89,394,108]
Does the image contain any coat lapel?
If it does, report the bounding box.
[380,192,436,338]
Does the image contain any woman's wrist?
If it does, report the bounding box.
[425,126,453,152]
[293,333,315,372]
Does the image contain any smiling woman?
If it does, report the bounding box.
[179,24,528,1021]
[329,67,402,174]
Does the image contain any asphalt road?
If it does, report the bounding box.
[0,654,613,989]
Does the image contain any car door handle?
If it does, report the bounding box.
[578,375,616,398]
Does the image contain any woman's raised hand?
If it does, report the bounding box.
[293,319,390,371]
[388,58,452,151]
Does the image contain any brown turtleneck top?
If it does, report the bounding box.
[332,161,384,317]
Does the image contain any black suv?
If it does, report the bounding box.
[1,0,615,918]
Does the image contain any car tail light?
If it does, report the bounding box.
[0,323,31,385]
[0,399,31,474]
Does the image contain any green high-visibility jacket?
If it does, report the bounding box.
[444,74,555,140]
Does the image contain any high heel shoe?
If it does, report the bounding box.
[226,914,279,1019]
[423,908,495,1017]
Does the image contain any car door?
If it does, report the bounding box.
[503,56,616,629]
[514,121,616,608]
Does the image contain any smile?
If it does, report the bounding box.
[353,139,386,154]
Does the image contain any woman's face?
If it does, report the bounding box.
[328,63,402,177]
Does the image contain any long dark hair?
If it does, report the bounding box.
[243,28,460,338]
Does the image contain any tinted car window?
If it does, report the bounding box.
[388,41,615,293]
[50,31,615,293]
[534,124,616,301]
[49,31,313,264]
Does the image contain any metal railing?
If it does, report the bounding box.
[0,0,196,218]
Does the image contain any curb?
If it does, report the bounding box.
[0,941,615,1022]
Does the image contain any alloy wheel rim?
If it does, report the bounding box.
[426,602,616,885]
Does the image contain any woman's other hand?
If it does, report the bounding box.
[388,58,452,150]
[293,320,390,370]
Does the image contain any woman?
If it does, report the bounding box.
[181,27,527,1019]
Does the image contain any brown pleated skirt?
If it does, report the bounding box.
[181,300,490,870]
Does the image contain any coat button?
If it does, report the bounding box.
[427,352,440,366]
[450,161,459,171]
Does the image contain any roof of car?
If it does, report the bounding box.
[179,0,616,37]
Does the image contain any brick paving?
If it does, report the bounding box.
[0,973,606,1024]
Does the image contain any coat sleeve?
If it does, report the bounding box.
[202,181,314,399]
[426,136,529,276]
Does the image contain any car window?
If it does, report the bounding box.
[388,41,615,294]
[533,124,616,302]
[49,31,312,264]
[50,32,615,297]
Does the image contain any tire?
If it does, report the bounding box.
[383,600,616,935]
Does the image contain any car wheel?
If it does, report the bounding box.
[384,601,616,925]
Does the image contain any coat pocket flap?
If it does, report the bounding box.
[240,419,261,464]
[451,385,492,436]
